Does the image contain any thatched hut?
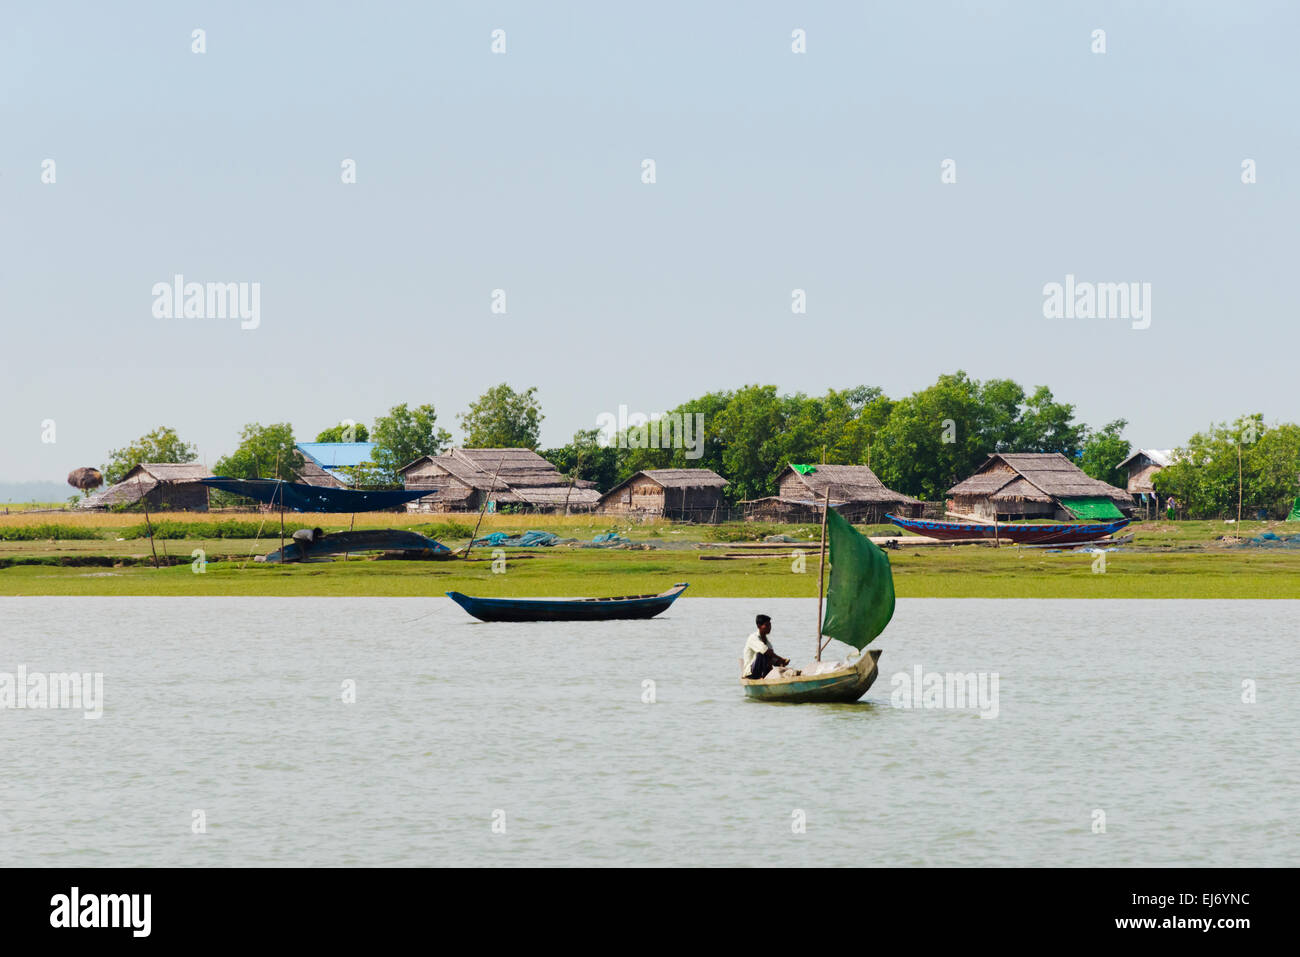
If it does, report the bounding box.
[597,469,729,521]
[79,463,213,511]
[745,465,924,523]
[947,453,1134,521]
[398,448,600,513]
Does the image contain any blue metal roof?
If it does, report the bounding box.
[296,442,378,483]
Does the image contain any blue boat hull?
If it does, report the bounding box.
[446,583,688,622]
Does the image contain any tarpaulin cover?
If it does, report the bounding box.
[1059,496,1125,520]
[790,464,817,475]
[200,477,430,513]
[1288,498,1300,522]
[819,507,895,651]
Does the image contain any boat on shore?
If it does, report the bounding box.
[886,513,1129,545]
[741,492,894,704]
[447,583,688,622]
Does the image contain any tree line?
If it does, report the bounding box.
[97,374,1300,519]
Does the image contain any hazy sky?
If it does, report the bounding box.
[3,1,1297,483]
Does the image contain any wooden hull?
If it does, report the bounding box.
[446,583,688,622]
[886,513,1128,545]
[741,649,882,704]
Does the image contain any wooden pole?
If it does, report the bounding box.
[815,486,830,661]
[136,475,159,569]
[562,443,583,517]
[462,454,507,561]
[275,451,285,559]
[1237,439,1243,533]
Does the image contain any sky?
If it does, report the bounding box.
[3,0,1298,486]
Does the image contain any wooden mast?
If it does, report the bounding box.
[815,486,830,661]
[462,453,508,561]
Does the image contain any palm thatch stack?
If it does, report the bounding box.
[67,467,104,492]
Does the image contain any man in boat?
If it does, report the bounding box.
[742,615,789,679]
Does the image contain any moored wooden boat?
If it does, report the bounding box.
[447,583,688,622]
[886,513,1128,545]
[741,648,882,703]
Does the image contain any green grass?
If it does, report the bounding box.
[2,543,1299,598]
[1,515,1296,598]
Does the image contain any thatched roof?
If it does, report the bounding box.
[399,448,598,508]
[80,463,213,508]
[948,453,1132,504]
[599,469,728,501]
[782,464,921,505]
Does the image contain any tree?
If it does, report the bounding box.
[542,429,622,492]
[213,423,303,480]
[370,403,452,480]
[1079,419,1130,488]
[458,384,543,449]
[314,421,370,443]
[102,427,198,485]
[870,372,990,499]
[1155,416,1300,518]
[1008,385,1086,455]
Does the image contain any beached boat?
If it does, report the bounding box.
[741,493,894,704]
[446,583,688,622]
[886,513,1128,545]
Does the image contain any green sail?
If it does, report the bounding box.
[820,507,896,650]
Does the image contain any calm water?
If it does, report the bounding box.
[0,597,1294,867]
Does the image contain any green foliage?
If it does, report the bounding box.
[102,426,197,486]
[213,423,303,481]
[416,520,476,540]
[459,384,543,449]
[370,403,451,481]
[542,429,621,492]
[1080,419,1131,488]
[706,523,779,542]
[314,422,370,442]
[0,524,102,541]
[120,519,268,539]
[1154,416,1300,518]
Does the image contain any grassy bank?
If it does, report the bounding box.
[1,512,1295,598]
[2,541,1298,598]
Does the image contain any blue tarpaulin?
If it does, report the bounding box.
[200,477,430,513]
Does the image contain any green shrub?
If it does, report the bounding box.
[418,520,475,541]
[705,523,777,542]
[120,520,266,540]
[0,524,101,541]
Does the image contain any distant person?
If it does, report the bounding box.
[1166,496,1177,521]
[742,614,789,679]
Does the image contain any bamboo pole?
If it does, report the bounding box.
[275,451,285,559]
[1237,439,1243,534]
[815,486,830,661]
[462,454,507,561]
[562,443,584,516]
[136,474,159,569]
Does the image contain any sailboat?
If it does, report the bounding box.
[740,492,894,704]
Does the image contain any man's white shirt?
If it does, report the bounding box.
[742,631,772,677]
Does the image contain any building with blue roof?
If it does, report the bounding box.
[296,442,379,487]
